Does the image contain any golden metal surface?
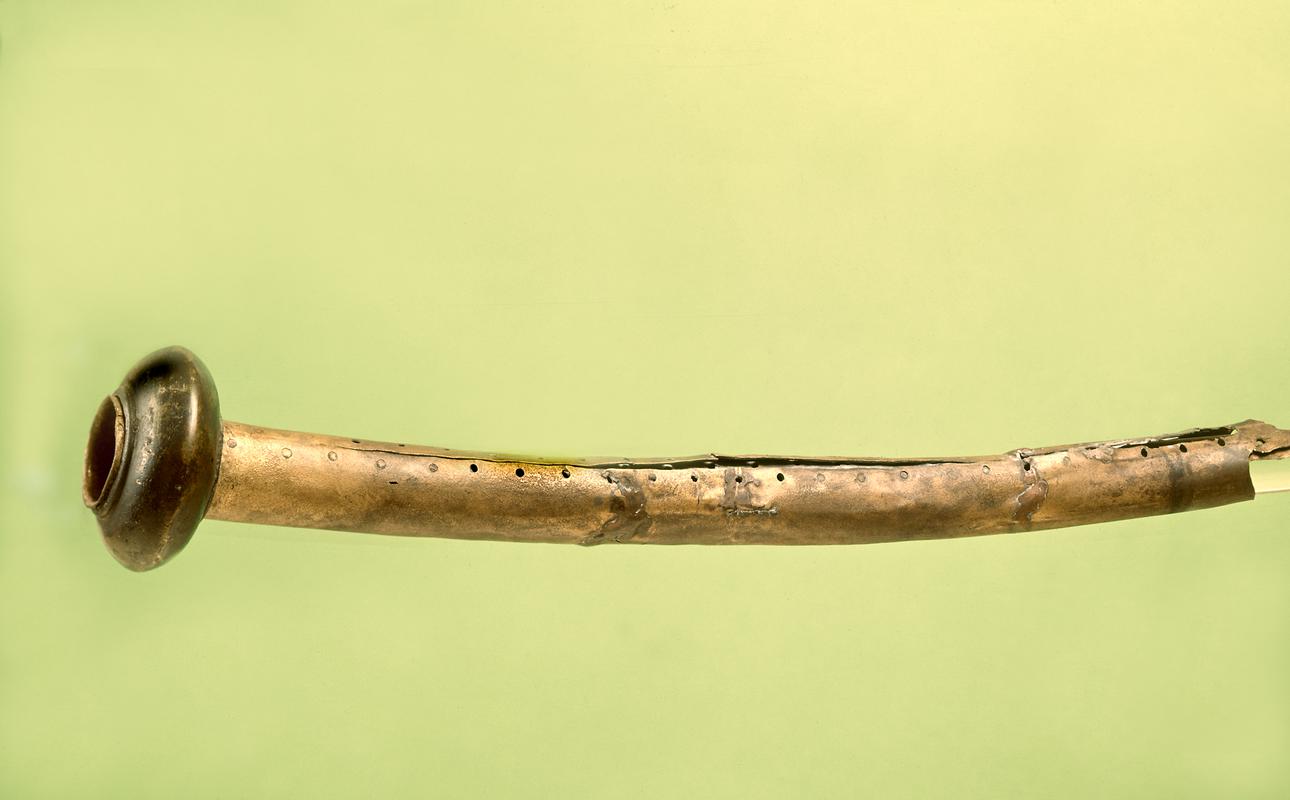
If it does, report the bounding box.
[85,347,1290,570]
[207,420,1289,546]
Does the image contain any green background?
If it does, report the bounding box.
[3,2,1288,797]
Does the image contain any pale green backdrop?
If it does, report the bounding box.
[2,2,1288,797]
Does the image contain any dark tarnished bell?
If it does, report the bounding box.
[83,347,222,570]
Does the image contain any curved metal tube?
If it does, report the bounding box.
[84,347,1290,571]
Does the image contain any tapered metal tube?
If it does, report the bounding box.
[84,347,1290,571]
[206,420,1286,547]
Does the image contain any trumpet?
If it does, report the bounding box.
[83,347,1290,571]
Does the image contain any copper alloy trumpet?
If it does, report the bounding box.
[82,347,1290,571]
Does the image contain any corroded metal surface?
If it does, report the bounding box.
[206,419,1290,546]
[84,347,1290,571]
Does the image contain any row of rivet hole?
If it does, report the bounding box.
[450,466,793,482]
[344,440,778,481]
[326,435,1238,486]
[438,465,924,481]
[346,442,762,479]
[318,456,956,484]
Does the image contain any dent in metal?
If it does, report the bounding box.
[583,470,652,545]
